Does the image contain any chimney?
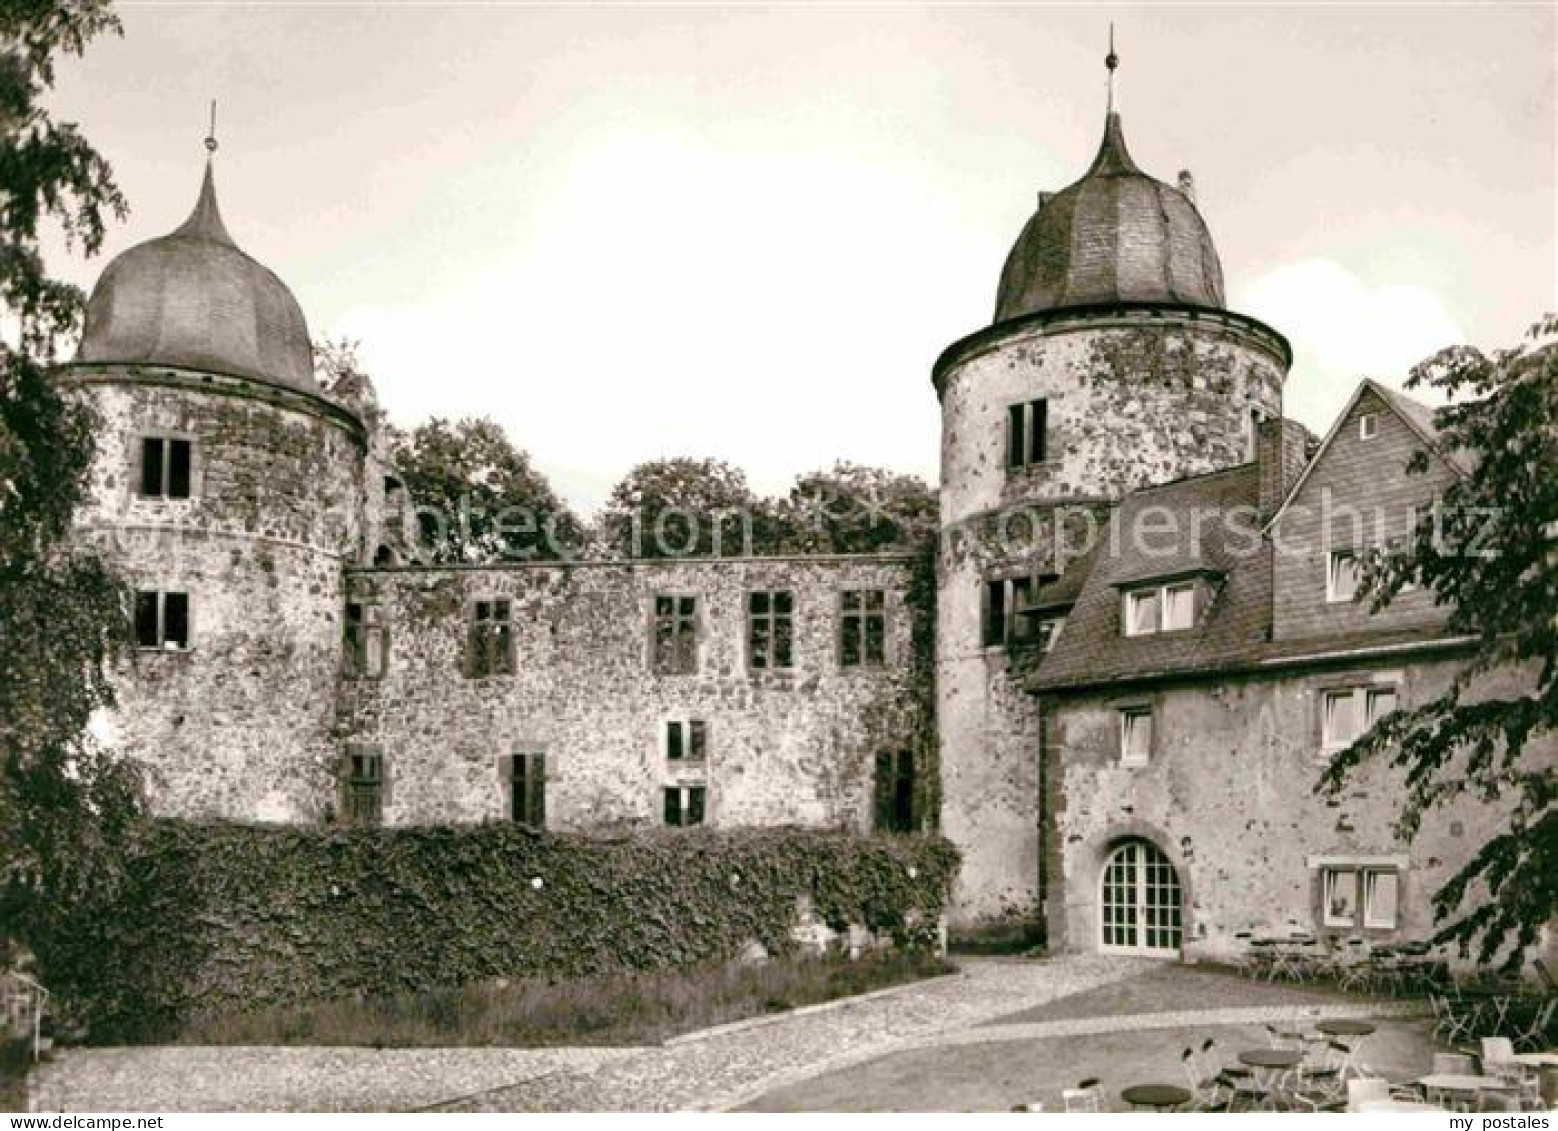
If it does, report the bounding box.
[1037,190,1054,209]
[1177,169,1196,203]
[1258,415,1313,520]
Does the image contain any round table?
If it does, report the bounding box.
[1418,1073,1509,1111]
[1316,1019,1376,1037]
[1240,1049,1303,1070]
[1121,1084,1191,1111]
[1357,1100,1447,1113]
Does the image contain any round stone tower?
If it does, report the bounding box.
[64,150,366,822]
[934,95,1291,935]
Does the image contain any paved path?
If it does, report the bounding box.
[28,957,1426,1112]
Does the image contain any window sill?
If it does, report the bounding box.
[136,645,192,655]
[1120,758,1150,769]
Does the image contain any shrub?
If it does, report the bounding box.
[27,821,957,1042]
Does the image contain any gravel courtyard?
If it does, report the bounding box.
[27,957,1424,1112]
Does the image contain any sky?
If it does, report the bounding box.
[44,2,1557,514]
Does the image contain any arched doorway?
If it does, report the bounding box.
[1099,839,1183,957]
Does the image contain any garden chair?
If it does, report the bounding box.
[1514,996,1556,1052]
[1061,1078,1102,1113]
[1482,1037,1544,1110]
[1264,1020,1306,1050]
[1180,1047,1229,1112]
[1430,992,1471,1046]
[1200,1038,1268,1112]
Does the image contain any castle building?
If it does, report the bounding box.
[60,65,1544,961]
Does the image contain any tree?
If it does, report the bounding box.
[1320,314,1558,965]
[775,462,938,555]
[392,416,583,562]
[1,0,142,965]
[599,457,775,559]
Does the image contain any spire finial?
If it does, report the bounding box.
[1105,24,1119,113]
[204,99,218,155]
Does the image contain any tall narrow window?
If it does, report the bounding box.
[652,594,699,674]
[1119,706,1153,767]
[134,590,190,650]
[983,578,1009,646]
[839,589,886,667]
[467,598,514,677]
[1327,549,1360,603]
[873,750,916,833]
[1006,398,1048,469]
[747,590,794,670]
[138,437,192,499]
[663,784,706,827]
[344,600,387,678]
[666,719,708,762]
[1359,412,1378,440]
[502,752,546,828]
[340,745,384,827]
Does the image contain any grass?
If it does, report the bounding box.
[176,948,957,1049]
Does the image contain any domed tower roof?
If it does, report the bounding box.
[77,157,317,392]
[993,110,1225,323]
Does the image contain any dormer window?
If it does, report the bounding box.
[1123,580,1196,637]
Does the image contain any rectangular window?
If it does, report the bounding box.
[1322,685,1398,751]
[652,594,698,675]
[138,437,192,499]
[1007,398,1048,469]
[344,600,387,678]
[987,575,1065,649]
[341,745,384,827]
[1327,549,1360,603]
[1363,869,1399,929]
[1323,866,1358,927]
[1123,581,1197,637]
[747,590,794,670]
[1321,865,1400,930]
[503,752,546,828]
[467,598,514,677]
[839,589,886,667]
[873,749,916,834]
[1359,412,1378,440]
[134,590,190,650]
[1119,706,1153,767]
[663,784,706,827]
[666,719,707,762]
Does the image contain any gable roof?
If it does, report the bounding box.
[1263,378,1467,534]
[1031,462,1274,690]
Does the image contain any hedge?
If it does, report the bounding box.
[24,820,958,1042]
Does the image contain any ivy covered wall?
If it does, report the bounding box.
[28,821,958,1042]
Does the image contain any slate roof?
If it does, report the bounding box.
[78,160,318,393]
[1029,380,1472,695]
[1031,463,1272,690]
[994,112,1226,323]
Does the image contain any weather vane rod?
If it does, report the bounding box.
[1106,24,1119,113]
[205,99,218,155]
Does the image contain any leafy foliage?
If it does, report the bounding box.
[599,456,774,558]
[776,462,937,555]
[0,0,140,973]
[1320,314,1558,965]
[391,416,584,562]
[35,821,959,1042]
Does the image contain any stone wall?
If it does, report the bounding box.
[933,310,1288,930]
[1042,655,1539,962]
[65,365,364,822]
[338,554,920,829]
